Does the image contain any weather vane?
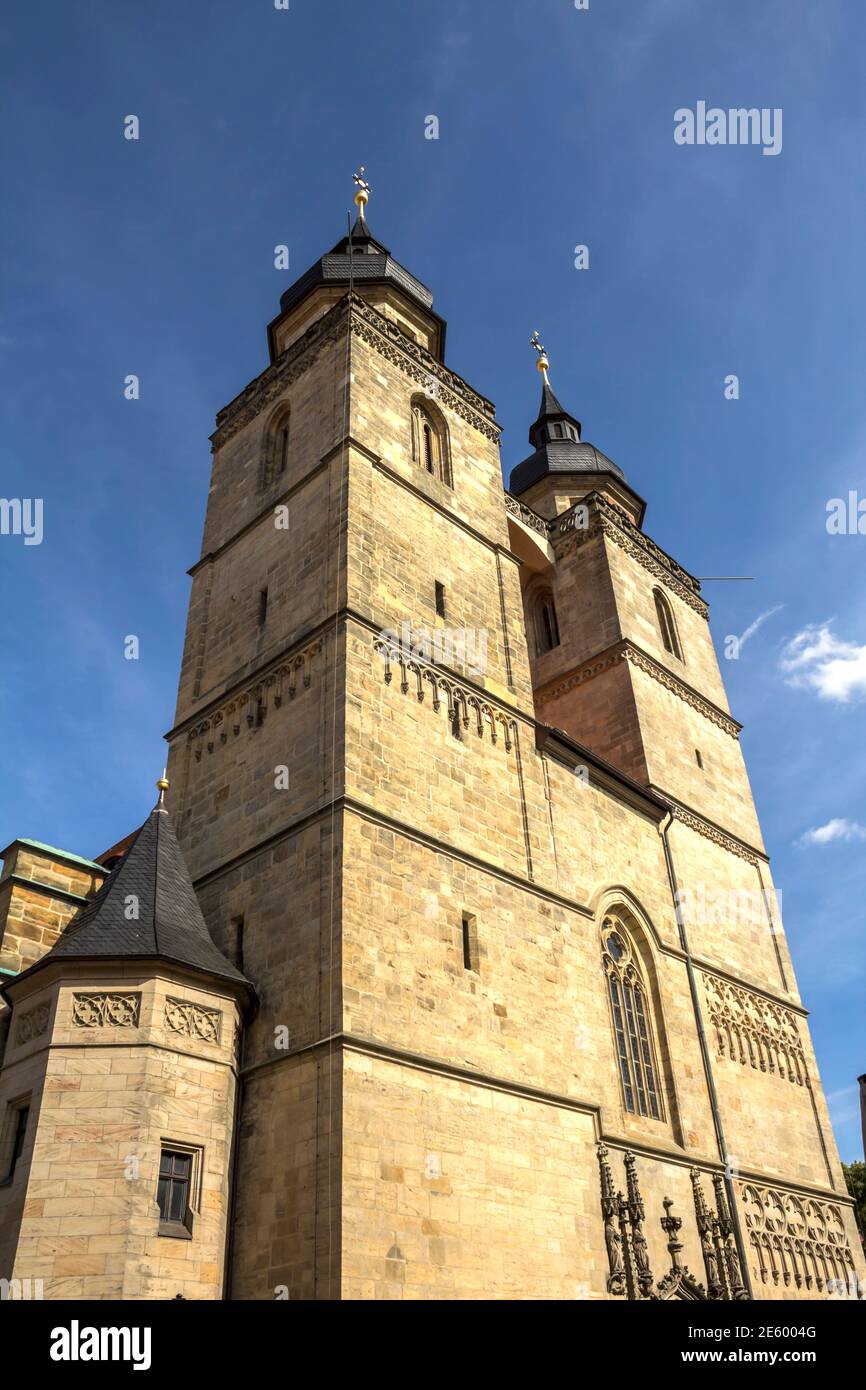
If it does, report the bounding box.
[353,165,371,220]
[530,330,550,383]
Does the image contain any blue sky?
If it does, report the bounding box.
[2,0,864,1159]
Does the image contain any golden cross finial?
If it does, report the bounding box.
[353,165,371,220]
[156,768,170,807]
[530,330,550,383]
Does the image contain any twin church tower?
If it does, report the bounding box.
[1,175,862,1301]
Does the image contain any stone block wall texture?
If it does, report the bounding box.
[0,845,106,976]
[0,971,240,1299]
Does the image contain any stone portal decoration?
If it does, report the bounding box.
[596,1144,751,1301]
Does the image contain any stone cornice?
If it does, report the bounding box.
[210,292,500,453]
[662,794,762,866]
[166,631,326,745]
[557,495,709,618]
[348,293,500,441]
[504,492,550,538]
[235,1031,852,1208]
[535,639,742,738]
[211,296,350,451]
[2,874,91,908]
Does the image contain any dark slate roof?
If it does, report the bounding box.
[510,376,626,495]
[277,214,436,318]
[16,807,254,1001]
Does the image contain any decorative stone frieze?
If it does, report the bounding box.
[71,992,141,1028]
[211,299,348,450]
[557,498,708,617]
[665,799,759,866]
[536,640,741,739]
[703,972,807,1085]
[739,1181,858,1293]
[348,294,499,441]
[14,1001,50,1045]
[186,638,322,760]
[504,492,549,537]
[373,637,516,752]
[211,292,500,451]
[165,997,222,1044]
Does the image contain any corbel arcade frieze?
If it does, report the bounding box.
[373,636,517,753]
[739,1180,859,1295]
[185,638,322,760]
[703,970,807,1085]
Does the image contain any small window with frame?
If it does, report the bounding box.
[0,1098,31,1185]
[156,1144,202,1238]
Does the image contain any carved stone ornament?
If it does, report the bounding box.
[703,972,807,1085]
[739,1180,859,1295]
[690,1169,750,1301]
[185,637,322,761]
[71,992,141,1028]
[597,1146,749,1302]
[14,1000,50,1045]
[374,635,517,753]
[164,997,222,1044]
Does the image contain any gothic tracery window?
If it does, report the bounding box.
[411,397,451,486]
[653,588,682,660]
[602,918,663,1120]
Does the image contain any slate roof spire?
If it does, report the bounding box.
[509,332,628,495]
[268,166,444,359]
[6,790,255,1009]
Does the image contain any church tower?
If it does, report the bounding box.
[0,178,860,1303]
[149,178,866,1298]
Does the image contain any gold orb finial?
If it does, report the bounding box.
[156,769,170,807]
[530,330,550,383]
[352,165,371,220]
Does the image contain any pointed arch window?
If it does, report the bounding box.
[653,589,682,660]
[262,405,291,489]
[602,918,663,1120]
[411,397,451,487]
[533,589,560,656]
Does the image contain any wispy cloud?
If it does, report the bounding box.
[780,622,866,703]
[736,604,785,652]
[798,818,866,847]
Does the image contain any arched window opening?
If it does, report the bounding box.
[534,590,560,656]
[602,917,663,1121]
[654,589,682,660]
[411,397,451,487]
[262,406,291,489]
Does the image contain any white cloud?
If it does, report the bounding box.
[798,818,866,847]
[779,622,866,703]
[737,604,785,651]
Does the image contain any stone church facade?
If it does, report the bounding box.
[0,197,863,1301]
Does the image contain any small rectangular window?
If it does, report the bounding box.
[2,1103,30,1182]
[461,912,479,973]
[435,581,446,619]
[695,748,703,769]
[258,587,269,624]
[157,1147,194,1237]
[232,915,245,973]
